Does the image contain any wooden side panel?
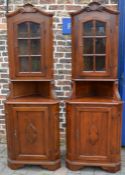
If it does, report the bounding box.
[50,104,60,160]
[5,104,15,160]
[12,106,50,160]
[66,104,76,160]
[110,105,122,161]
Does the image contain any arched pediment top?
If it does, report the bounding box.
[69,1,119,16]
[6,3,54,17]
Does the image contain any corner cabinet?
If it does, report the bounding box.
[5,4,60,170]
[66,2,122,173]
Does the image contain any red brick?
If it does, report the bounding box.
[65,5,82,10]
[40,0,55,3]
[57,0,73,4]
[49,5,64,10]
[0,23,7,30]
[75,0,90,4]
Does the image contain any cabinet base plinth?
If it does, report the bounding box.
[8,159,61,171]
[66,159,121,173]
[8,162,24,170]
[101,165,121,173]
[41,162,61,171]
[66,162,83,171]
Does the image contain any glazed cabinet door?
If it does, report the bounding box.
[7,4,53,80]
[80,19,110,77]
[7,105,51,161]
[15,21,44,76]
[66,104,121,163]
[71,2,118,79]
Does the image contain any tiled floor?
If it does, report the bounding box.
[0,144,125,175]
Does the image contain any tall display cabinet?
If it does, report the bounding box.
[5,4,60,170]
[66,2,122,173]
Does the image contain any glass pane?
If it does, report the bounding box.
[83,21,93,36]
[96,56,105,71]
[96,38,106,54]
[30,22,40,37]
[83,38,93,54]
[18,39,28,55]
[96,21,106,36]
[19,57,29,72]
[31,57,41,72]
[31,39,40,55]
[18,23,28,38]
[83,56,93,71]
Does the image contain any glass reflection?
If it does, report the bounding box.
[31,39,40,55]
[18,23,28,38]
[83,21,93,36]
[30,22,40,37]
[83,38,93,54]
[18,39,28,55]
[20,57,29,72]
[96,56,105,71]
[31,57,41,72]
[83,56,93,71]
[96,38,106,54]
[96,21,106,36]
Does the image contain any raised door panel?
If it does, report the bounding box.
[12,106,50,160]
[75,107,112,161]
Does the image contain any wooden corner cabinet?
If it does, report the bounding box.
[66,2,122,173]
[5,4,60,170]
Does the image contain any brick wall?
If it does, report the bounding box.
[0,0,118,143]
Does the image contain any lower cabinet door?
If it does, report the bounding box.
[67,105,121,163]
[12,106,50,161]
[70,106,118,162]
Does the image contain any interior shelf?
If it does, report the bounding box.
[71,81,121,102]
[9,81,54,99]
